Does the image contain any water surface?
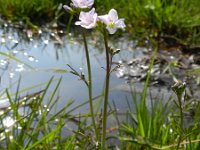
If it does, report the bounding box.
[0,26,144,113]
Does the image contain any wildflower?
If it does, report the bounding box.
[72,0,94,8]
[98,9,126,34]
[75,8,97,29]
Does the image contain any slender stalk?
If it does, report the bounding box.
[66,14,73,33]
[177,94,183,131]
[101,29,111,149]
[82,31,99,141]
[172,84,185,127]
[172,81,186,149]
[176,94,184,150]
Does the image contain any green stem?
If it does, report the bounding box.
[101,29,111,150]
[176,95,184,149]
[178,95,183,131]
[66,14,73,33]
[82,31,99,141]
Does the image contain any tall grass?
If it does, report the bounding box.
[119,41,200,149]
[95,0,200,42]
[0,77,92,149]
[0,0,58,27]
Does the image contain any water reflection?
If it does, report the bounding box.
[0,26,143,113]
[2,116,15,128]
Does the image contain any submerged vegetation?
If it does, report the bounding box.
[0,0,200,149]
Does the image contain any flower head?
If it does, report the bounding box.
[98,9,126,34]
[72,0,94,8]
[75,8,97,29]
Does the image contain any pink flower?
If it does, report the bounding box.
[98,9,126,34]
[72,0,94,8]
[75,8,97,29]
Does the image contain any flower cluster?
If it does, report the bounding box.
[63,0,125,34]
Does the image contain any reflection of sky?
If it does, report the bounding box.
[0,27,144,113]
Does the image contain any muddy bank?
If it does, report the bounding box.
[114,37,200,103]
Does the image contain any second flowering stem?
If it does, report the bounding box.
[82,31,99,142]
[101,29,111,149]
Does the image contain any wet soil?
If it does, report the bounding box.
[114,36,200,101]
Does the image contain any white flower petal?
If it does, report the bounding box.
[106,26,117,34]
[108,9,118,22]
[115,19,126,28]
[98,15,109,24]
[79,11,86,21]
[88,0,94,4]
[75,8,97,29]
[72,0,94,8]
[72,0,79,7]
[89,8,95,15]
[83,23,95,29]
[88,0,94,8]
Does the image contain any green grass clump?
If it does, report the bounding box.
[95,0,200,43]
[0,76,105,149]
[116,44,200,149]
[0,0,199,44]
[0,0,58,25]
[0,77,77,149]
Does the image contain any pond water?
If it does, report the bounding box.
[0,26,145,114]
